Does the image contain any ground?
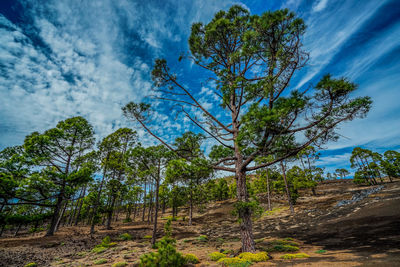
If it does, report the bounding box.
[1,180,400,266]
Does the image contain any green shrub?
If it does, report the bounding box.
[280,253,310,259]
[94,259,108,265]
[139,219,185,267]
[111,262,127,267]
[119,233,132,241]
[91,246,108,254]
[24,263,37,267]
[184,253,200,264]
[209,251,226,261]
[270,239,299,247]
[315,249,327,254]
[238,252,268,262]
[217,257,252,266]
[143,235,152,239]
[197,235,208,242]
[269,244,299,252]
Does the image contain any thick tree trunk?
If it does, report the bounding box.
[236,167,255,252]
[46,190,64,236]
[281,162,294,214]
[266,170,271,211]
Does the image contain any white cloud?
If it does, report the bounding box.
[312,0,329,12]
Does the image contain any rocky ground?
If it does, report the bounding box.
[1,179,399,266]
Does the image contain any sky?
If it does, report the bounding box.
[1,0,399,177]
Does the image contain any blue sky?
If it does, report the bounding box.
[0,0,399,176]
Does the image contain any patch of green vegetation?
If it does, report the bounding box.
[140,219,186,267]
[94,259,108,265]
[217,257,252,266]
[280,253,310,259]
[184,253,200,264]
[76,251,86,257]
[111,262,127,267]
[161,216,181,221]
[270,239,299,247]
[238,252,268,262]
[24,263,37,267]
[255,238,265,244]
[268,244,299,252]
[29,227,44,233]
[209,252,226,261]
[91,246,108,254]
[143,235,152,239]
[264,206,288,216]
[197,235,208,242]
[119,233,132,241]
[183,239,192,243]
[315,249,327,254]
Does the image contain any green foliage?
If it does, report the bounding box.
[139,220,186,267]
[232,200,263,222]
[91,246,107,254]
[111,262,128,267]
[209,252,226,261]
[24,263,37,267]
[184,253,200,264]
[94,259,108,265]
[238,252,269,262]
[280,253,310,259]
[143,235,152,239]
[269,244,299,252]
[217,257,252,266]
[119,233,132,241]
[92,236,116,253]
[315,249,327,254]
[197,235,208,242]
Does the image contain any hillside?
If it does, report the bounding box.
[1,180,399,266]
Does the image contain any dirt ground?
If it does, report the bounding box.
[1,180,400,267]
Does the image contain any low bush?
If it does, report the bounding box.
[209,251,226,261]
[184,253,200,264]
[280,253,310,259]
[238,252,269,262]
[315,249,327,254]
[119,233,132,241]
[111,262,127,267]
[91,246,107,254]
[197,235,208,242]
[24,263,37,267]
[94,259,108,265]
[217,257,252,266]
[139,219,186,267]
[269,244,299,252]
[143,235,152,239]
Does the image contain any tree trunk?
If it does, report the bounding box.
[14,223,22,237]
[236,167,255,252]
[266,170,271,211]
[281,162,294,214]
[106,195,116,230]
[151,169,161,246]
[90,163,108,235]
[55,200,68,232]
[74,186,86,225]
[46,191,64,236]
[188,188,193,226]
[142,182,147,222]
